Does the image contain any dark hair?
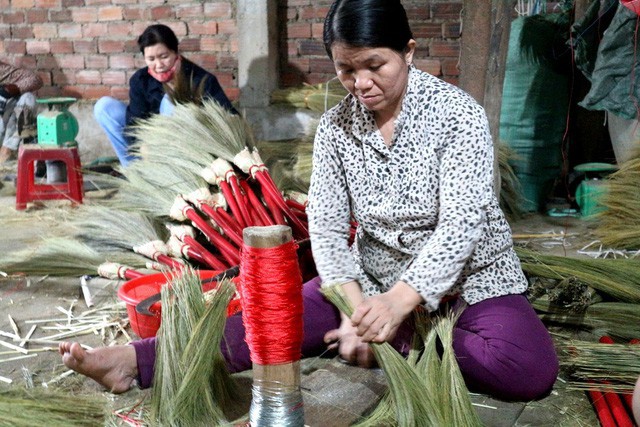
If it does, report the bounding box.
[323,0,413,59]
[137,24,179,53]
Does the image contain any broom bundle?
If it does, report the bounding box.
[270,79,348,113]
[516,247,640,303]
[593,154,640,249]
[0,386,107,427]
[321,284,482,427]
[150,267,238,426]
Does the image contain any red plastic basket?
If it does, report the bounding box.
[117,270,241,338]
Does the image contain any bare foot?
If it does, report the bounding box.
[59,342,138,394]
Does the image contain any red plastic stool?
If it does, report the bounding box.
[16,145,84,210]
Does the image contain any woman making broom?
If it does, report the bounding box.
[94,24,236,167]
[60,0,558,403]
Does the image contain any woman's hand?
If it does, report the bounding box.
[351,281,423,343]
[324,314,376,368]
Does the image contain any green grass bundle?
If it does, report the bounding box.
[0,386,107,427]
[516,247,640,303]
[150,268,238,426]
[498,143,525,222]
[593,154,640,249]
[322,284,445,427]
[558,338,640,393]
[270,79,348,113]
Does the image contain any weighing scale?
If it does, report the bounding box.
[36,97,79,147]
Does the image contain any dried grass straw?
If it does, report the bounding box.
[150,267,238,426]
[270,79,348,112]
[322,284,481,427]
[0,386,107,427]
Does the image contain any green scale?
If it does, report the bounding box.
[36,97,79,147]
[574,162,618,218]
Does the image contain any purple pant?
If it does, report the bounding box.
[132,277,558,401]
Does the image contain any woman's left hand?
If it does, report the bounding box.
[351,281,423,343]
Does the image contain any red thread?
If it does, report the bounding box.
[240,240,304,365]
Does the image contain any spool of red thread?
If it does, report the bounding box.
[240,225,304,426]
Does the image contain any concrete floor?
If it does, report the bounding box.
[0,164,601,426]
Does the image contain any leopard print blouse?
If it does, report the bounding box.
[307,66,528,311]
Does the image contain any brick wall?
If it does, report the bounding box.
[281,0,462,87]
[0,0,462,102]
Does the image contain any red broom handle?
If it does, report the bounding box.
[259,182,286,225]
[183,207,240,266]
[589,388,618,427]
[599,336,635,427]
[228,174,254,227]
[155,254,185,270]
[198,203,244,248]
[240,179,275,226]
[182,235,229,271]
[219,180,247,229]
[254,170,308,237]
[285,198,307,212]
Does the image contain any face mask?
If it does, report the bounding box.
[148,55,181,83]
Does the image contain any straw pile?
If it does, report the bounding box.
[270,79,348,113]
[593,153,640,249]
[0,386,107,427]
[321,284,481,427]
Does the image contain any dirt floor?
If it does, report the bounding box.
[0,161,604,426]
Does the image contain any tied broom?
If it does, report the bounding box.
[0,386,107,427]
[150,267,238,426]
[321,283,445,427]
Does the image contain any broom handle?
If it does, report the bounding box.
[241,179,276,226]
[229,175,254,227]
[182,235,228,271]
[219,180,247,229]
[598,336,635,427]
[255,171,308,238]
[184,207,240,266]
[155,254,185,270]
[285,199,307,213]
[197,203,244,248]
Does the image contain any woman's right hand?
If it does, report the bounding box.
[324,314,376,368]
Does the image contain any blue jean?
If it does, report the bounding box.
[131,277,559,401]
[94,95,174,167]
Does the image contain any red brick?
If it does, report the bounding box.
[3,11,25,24]
[430,3,463,20]
[62,0,84,6]
[16,56,37,69]
[37,71,52,86]
[179,38,199,52]
[286,7,298,20]
[58,55,85,69]
[32,23,58,39]
[150,6,173,20]
[306,72,335,85]
[76,70,101,85]
[26,9,48,23]
[12,0,34,8]
[35,0,61,6]
[50,9,72,22]
[311,23,323,39]
[110,54,135,69]
[71,8,98,22]
[39,86,62,98]
[99,6,123,21]
[81,86,111,100]
[4,40,27,55]
[412,23,444,39]
[217,20,236,35]
[99,40,126,53]
[26,40,50,54]
[405,5,431,21]
[299,6,329,20]
[288,23,311,39]
[176,5,203,19]
[37,55,59,69]
[442,76,459,87]
[61,86,88,99]
[85,55,108,68]
[309,57,334,74]
[112,0,138,4]
[107,22,133,37]
[298,40,325,56]
[224,87,239,102]
[0,43,5,55]
[74,40,98,54]
[12,26,34,39]
[204,2,232,18]
[217,55,236,69]
[53,70,77,85]
[441,58,460,76]
[414,58,442,76]
[124,40,138,53]
[165,21,188,37]
[58,24,83,38]
[85,0,110,5]
[286,40,298,57]
[280,71,305,88]
[429,40,459,57]
[102,70,126,86]
[288,57,310,73]
[200,37,226,52]
[83,23,109,38]
[288,0,314,6]
[443,22,461,39]
[123,6,146,20]
[189,53,217,71]
[50,40,74,54]
[188,21,218,36]
[229,38,238,53]
[0,27,9,39]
